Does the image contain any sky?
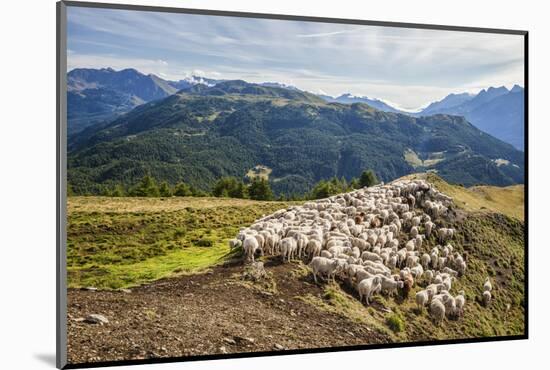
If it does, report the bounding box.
[67,6,525,111]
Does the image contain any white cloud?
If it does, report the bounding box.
[67,6,525,108]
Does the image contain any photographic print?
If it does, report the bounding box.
[58,2,527,367]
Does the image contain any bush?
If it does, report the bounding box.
[248,178,273,201]
[212,177,248,198]
[192,238,213,247]
[174,182,192,196]
[359,170,379,188]
[159,181,172,197]
[129,175,160,197]
[386,314,405,333]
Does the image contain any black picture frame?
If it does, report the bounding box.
[56,1,529,368]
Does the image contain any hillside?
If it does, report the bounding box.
[67,80,524,196]
[404,173,524,220]
[67,68,222,134]
[416,87,525,150]
[66,175,524,364]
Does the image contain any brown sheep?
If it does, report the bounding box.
[401,274,414,298]
[354,212,365,225]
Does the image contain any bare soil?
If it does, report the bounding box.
[67,260,389,365]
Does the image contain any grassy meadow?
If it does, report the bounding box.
[67,196,299,289]
[67,175,525,339]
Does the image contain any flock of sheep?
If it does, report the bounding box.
[229,178,492,326]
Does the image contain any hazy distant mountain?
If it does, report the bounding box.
[420,93,475,116]
[68,80,524,195]
[67,68,222,134]
[67,67,525,150]
[319,93,404,114]
[467,89,525,150]
[68,68,178,101]
[417,86,525,150]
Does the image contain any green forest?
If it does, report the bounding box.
[71,169,380,201]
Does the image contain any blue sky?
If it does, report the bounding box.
[67,6,524,111]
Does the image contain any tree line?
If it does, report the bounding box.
[72,169,379,201]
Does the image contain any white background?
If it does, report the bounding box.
[0,0,546,368]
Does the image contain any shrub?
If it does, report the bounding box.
[359,170,379,188]
[386,314,405,333]
[193,238,213,247]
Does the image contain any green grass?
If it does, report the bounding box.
[67,196,300,289]
[386,314,405,333]
[297,212,525,341]
[67,175,525,341]
[296,282,397,339]
[399,173,524,221]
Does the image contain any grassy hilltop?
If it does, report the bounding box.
[67,174,525,343]
[67,197,300,289]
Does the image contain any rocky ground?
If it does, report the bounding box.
[67,260,389,365]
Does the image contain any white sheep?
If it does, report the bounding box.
[229,238,242,250]
[379,275,404,296]
[357,276,382,305]
[243,236,259,262]
[482,290,492,306]
[430,298,446,325]
[309,256,340,283]
[483,277,492,292]
[416,289,432,311]
[306,239,322,259]
[455,290,465,316]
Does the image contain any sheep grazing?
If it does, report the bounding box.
[379,275,404,297]
[483,277,492,292]
[279,237,297,262]
[482,290,492,306]
[430,298,446,325]
[425,221,434,237]
[357,276,382,305]
[415,290,432,311]
[234,178,469,326]
[243,236,259,262]
[437,228,455,243]
[309,256,340,283]
[455,290,465,316]
[402,274,414,298]
[306,239,322,258]
[229,238,242,250]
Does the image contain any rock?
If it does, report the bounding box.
[120,289,132,294]
[84,314,109,325]
[242,261,267,281]
[260,291,273,297]
[289,310,297,317]
[73,317,85,323]
[274,343,284,350]
[83,287,97,291]
[234,336,255,345]
[223,337,236,345]
[219,346,228,354]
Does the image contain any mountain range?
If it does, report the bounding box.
[318,86,525,150]
[413,86,525,150]
[67,68,222,134]
[67,68,525,151]
[67,76,524,196]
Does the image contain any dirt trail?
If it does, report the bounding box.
[67,260,389,365]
